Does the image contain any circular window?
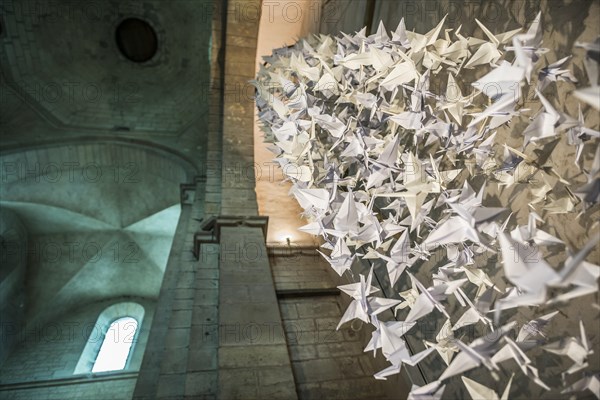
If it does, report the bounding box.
[115,18,158,63]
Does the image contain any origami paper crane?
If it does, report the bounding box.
[255,13,600,399]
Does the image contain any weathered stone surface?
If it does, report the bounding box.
[218,225,297,399]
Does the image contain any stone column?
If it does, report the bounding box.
[216,216,298,399]
[133,177,220,399]
[220,0,261,217]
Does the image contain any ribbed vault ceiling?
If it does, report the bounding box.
[0,143,186,326]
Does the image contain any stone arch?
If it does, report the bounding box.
[74,302,145,375]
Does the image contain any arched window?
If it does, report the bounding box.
[92,317,138,372]
[75,302,144,374]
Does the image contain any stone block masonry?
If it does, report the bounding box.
[218,223,298,399]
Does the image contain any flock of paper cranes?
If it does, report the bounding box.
[254,11,600,400]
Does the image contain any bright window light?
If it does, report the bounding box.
[92,317,138,373]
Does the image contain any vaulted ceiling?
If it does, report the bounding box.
[0,142,187,326]
[0,0,213,326]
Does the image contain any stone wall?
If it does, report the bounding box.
[0,209,27,366]
[0,298,154,399]
[270,248,408,399]
[0,376,137,400]
[0,298,154,383]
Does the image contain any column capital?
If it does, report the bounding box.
[193,215,269,259]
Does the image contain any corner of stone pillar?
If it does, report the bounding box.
[179,183,195,205]
[180,175,205,205]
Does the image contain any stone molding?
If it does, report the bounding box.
[193,215,269,259]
